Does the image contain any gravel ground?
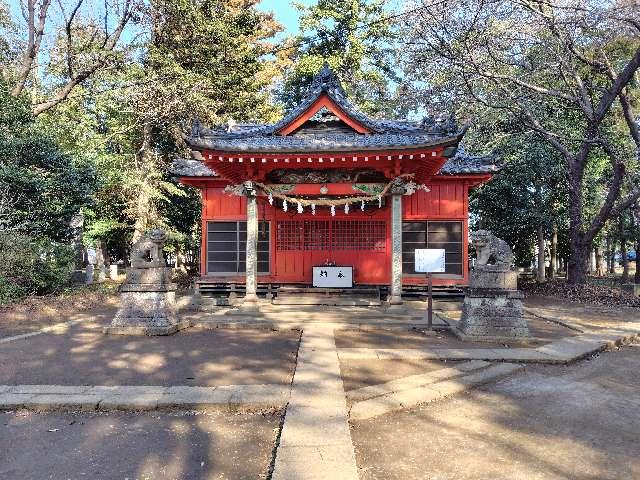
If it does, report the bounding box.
[0,298,119,339]
[335,316,574,351]
[0,409,281,479]
[525,295,640,330]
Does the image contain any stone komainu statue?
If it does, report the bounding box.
[105,228,185,335]
[458,229,529,340]
[471,230,514,271]
[130,229,167,268]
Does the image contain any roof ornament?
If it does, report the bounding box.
[421,113,459,135]
[191,118,202,137]
[226,118,237,133]
[310,61,346,96]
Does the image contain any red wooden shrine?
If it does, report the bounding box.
[174,65,497,291]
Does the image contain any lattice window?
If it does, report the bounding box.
[401,221,463,275]
[276,220,386,252]
[207,221,270,274]
[303,220,329,250]
[276,221,302,251]
[331,220,386,251]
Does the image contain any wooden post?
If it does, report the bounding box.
[426,273,433,330]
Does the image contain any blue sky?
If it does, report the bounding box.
[257,0,314,37]
[4,0,313,33]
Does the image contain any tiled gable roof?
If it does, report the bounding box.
[185,64,465,153]
[170,148,501,178]
[438,148,501,175]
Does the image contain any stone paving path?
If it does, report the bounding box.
[272,325,359,480]
[0,384,288,411]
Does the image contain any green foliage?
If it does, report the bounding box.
[0,80,94,241]
[471,137,567,266]
[0,232,75,304]
[279,0,400,116]
[32,0,283,266]
[0,79,31,133]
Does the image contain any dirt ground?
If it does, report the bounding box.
[525,294,640,330]
[341,358,460,392]
[350,344,640,480]
[0,318,300,386]
[0,409,280,480]
[0,285,120,338]
[335,315,575,350]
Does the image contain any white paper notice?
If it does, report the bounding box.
[414,249,446,273]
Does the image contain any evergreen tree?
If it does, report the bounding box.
[36,0,283,266]
[278,0,400,116]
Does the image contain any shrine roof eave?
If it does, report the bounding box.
[183,132,464,155]
[170,156,501,182]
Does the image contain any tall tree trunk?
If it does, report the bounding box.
[635,239,640,284]
[609,236,617,274]
[537,226,546,283]
[132,123,160,243]
[567,237,590,284]
[620,218,629,283]
[549,225,557,279]
[595,245,605,276]
[633,212,640,284]
[605,233,612,274]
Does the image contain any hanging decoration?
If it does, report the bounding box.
[226,174,426,213]
[330,205,336,216]
[252,174,416,208]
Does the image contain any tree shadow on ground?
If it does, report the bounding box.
[0,315,301,386]
[0,408,282,479]
[350,346,640,480]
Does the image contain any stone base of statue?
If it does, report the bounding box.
[456,266,529,341]
[105,230,190,336]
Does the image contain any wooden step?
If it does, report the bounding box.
[273,286,381,306]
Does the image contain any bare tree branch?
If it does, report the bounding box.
[31,0,134,115]
[11,0,52,97]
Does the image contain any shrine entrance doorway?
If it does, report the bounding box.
[272,209,390,285]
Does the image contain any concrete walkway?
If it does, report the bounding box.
[272,325,359,480]
[0,384,288,411]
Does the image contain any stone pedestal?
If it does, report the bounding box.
[105,230,190,336]
[457,268,529,341]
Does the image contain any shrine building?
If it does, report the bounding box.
[172,65,498,309]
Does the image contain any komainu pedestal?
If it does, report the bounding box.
[104,229,189,336]
[457,230,529,341]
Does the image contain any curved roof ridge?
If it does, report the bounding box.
[187,65,466,149]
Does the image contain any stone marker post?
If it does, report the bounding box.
[85,264,94,285]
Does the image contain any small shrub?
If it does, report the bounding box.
[0,232,75,304]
